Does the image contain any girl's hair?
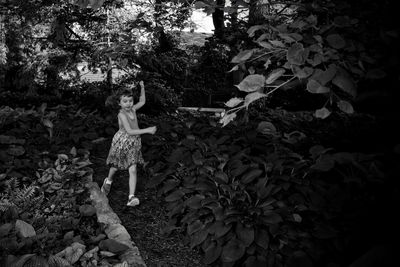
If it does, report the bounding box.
[116,88,134,101]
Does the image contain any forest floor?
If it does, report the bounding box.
[90,146,206,267]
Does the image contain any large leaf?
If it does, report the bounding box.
[185,195,205,209]
[255,228,269,249]
[219,113,237,127]
[204,242,222,264]
[247,25,267,37]
[214,171,229,184]
[165,190,185,202]
[261,212,283,224]
[225,97,243,108]
[306,80,330,94]
[265,68,285,84]
[244,92,267,107]
[326,34,346,49]
[190,229,208,248]
[208,221,231,237]
[235,74,266,92]
[236,223,254,247]
[292,65,314,79]
[188,220,204,235]
[315,107,331,119]
[231,50,254,63]
[287,43,309,65]
[221,238,246,262]
[337,100,354,114]
[332,68,357,98]
[311,65,337,85]
[241,169,263,184]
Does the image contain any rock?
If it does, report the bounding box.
[90,233,106,243]
[15,219,36,238]
[63,231,74,240]
[79,204,96,217]
[99,239,130,255]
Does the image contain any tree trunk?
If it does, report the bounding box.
[248,0,270,26]
[212,0,225,38]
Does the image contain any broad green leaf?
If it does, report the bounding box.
[165,190,185,202]
[269,40,285,47]
[365,69,386,79]
[290,19,307,29]
[221,238,246,262]
[265,68,285,84]
[256,33,269,42]
[192,150,204,165]
[227,65,239,72]
[315,107,331,119]
[255,228,269,249]
[332,68,357,97]
[279,33,296,43]
[209,221,231,237]
[261,212,283,224]
[236,223,254,247]
[311,154,335,171]
[185,195,205,209]
[287,43,308,65]
[306,80,330,94]
[257,121,277,135]
[292,65,314,79]
[337,100,354,114]
[231,50,254,63]
[257,41,273,49]
[311,64,337,85]
[247,25,267,37]
[333,16,351,27]
[326,34,346,49]
[188,220,204,235]
[241,169,263,184]
[204,242,222,264]
[225,97,243,108]
[289,33,303,41]
[214,171,229,184]
[190,229,208,248]
[235,74,265,92]
[244,92,267,107]
[219,113,237,127]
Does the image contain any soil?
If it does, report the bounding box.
[90,150,206,267]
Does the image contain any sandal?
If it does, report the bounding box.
[101,178,112,195]
[127,195,140,207]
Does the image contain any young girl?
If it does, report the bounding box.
[102,81,157,206]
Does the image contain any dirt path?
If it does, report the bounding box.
[90,154,206,267]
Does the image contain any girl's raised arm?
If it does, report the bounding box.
[118,112,149,136]
[133,81,146,110]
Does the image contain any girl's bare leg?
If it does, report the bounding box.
[107,167,118,181]
[128,164,137,196]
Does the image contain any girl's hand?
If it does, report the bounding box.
[148,126,157,135]
[139,81,144,89]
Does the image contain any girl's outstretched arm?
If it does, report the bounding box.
[118,112,150,135]
[133,81,146,110]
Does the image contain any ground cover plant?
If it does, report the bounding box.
[0,105,138,266]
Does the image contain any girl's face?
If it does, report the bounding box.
[119,95,133,111]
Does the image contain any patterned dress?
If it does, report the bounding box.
[106,109,144,170]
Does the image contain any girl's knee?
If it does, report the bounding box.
[128,164,137,173]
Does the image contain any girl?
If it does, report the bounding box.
[102,81,157,206]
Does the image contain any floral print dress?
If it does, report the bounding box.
[106,109,144,170]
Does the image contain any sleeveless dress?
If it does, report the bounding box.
[106,108,144,170]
